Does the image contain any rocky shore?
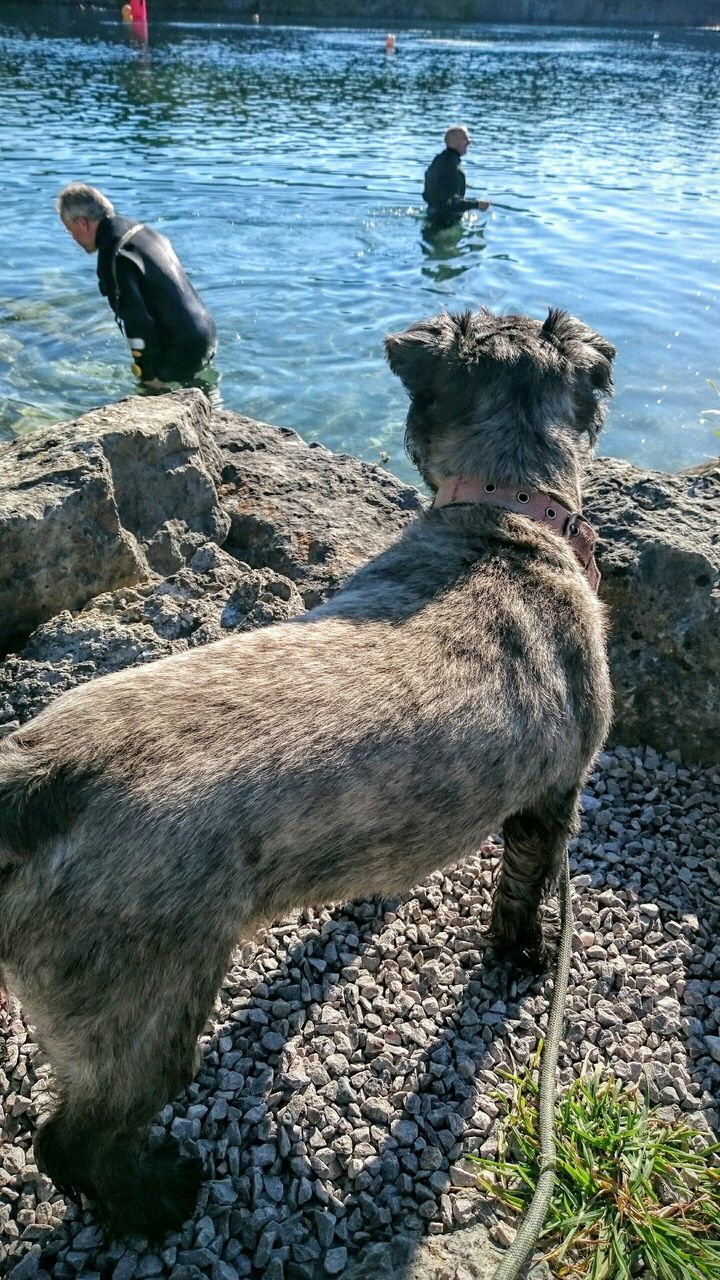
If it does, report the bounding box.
[0,392,718,1280]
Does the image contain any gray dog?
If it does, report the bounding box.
[0,306,615,1238]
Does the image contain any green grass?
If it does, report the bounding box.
[470,1056,720,1280]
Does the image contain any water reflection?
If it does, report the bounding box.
[420,215,487,284]
[135,363,222,410]
[128,19,149,49]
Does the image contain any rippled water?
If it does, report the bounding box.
[1,8,719,480]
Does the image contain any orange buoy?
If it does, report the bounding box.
[121,3,132,20]
[385,33,396,53]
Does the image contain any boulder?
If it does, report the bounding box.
[0,390,229,654]
[0,543,304,730]
[0,392,717,763]
[214,409,423,608]
[585,459,719,762]
[339,1224,549,1280]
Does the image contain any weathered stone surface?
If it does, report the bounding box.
[585,459,719,762]
[0,431,144,655]
[0,390,229,653]
[340,1222,548,1280]
[213,410,424,608]
[0,543,304,727]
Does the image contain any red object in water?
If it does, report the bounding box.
[131,18,149,44]
[130,0,147,21]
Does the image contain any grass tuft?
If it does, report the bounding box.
[470,1053,720,1279]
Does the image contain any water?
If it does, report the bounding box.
[1,8,719,482]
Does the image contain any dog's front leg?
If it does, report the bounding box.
[490,788,580,971]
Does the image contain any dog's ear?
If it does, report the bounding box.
[541,308,616,394]
[542,308,616,444]
[385,312,468,396]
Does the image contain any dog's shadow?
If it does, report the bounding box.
[2,848,554,1278]
[188,876,544,1278]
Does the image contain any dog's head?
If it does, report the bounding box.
[385,308,616,492]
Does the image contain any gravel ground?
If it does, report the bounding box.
[1,745,718,1280]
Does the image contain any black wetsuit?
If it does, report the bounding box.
[422,147,476,226]
[96,215,217,383]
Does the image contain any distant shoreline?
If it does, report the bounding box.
[22,0,720,30]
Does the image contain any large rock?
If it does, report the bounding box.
[214,417,719,762]
[585,459,719,762]
[0,543,304,731]
[340,1224,549,1280]
[0,390,229,654]
[0,392,717,762]
[214,409,423,608]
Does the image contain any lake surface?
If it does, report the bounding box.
[1,8,719,482]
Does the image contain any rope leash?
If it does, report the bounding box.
[490,849,574,1280]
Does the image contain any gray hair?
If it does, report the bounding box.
[55,183,115,222]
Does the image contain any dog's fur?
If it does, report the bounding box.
[0,306,615,1238]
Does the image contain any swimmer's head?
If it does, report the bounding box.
[56,183,115,253]
[444,126,470,156]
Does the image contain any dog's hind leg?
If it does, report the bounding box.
[490,787,580,970]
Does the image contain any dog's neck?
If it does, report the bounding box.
[419,419,590,514]
[432,475,600,592]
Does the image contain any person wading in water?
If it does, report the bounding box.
[56,183,217,391]
[422,126,491,228]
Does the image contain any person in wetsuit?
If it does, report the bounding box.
[56,183,217,390]
[422,126,490,228]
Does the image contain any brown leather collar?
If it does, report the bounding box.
[433,475,601,593]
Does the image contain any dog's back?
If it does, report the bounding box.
[0,505,609,914]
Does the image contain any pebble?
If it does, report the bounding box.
[705,1036,720,1064]
[7,1247,42,1280]
[1,747,717,1279]
[112,1254,140,1280]
[323,1247,348,1275]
